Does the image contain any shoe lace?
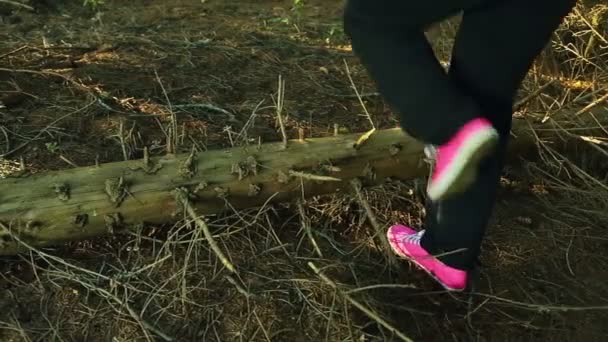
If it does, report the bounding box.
[424,145,437,161]
[401,229,425,246]
[423,145,437,196]
[424,145,437,190]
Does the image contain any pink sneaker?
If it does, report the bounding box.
[427,118,499,201]
[387,224,467,291]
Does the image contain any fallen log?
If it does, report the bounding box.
[0,116,585,255]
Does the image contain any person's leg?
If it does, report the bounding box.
[343,0,501,202]
[343,0,485,145]
[387,0,576,291]
[420,0,577,272]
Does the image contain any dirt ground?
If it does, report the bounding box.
[1,0,607,341]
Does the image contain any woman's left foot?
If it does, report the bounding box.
[387,224,467,291]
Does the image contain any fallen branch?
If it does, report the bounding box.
[0,0,34,11]
[1,111,605,255]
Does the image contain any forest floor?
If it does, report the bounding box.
[0,0,607,341]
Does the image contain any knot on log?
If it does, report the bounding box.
[104,213,124,234]
[53,183,70,201]
[179,147,197,178]
[248,183,261,197]
[0,223,12,248]
[132,146,162,174]
[105,176,127,207]
[173,187,192,206]
[172,187,197,216]
[231,156,259,180]
[389,143,402,156]
[74,214,89,228]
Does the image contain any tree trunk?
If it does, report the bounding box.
[0,114,592,255]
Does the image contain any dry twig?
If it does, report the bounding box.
[343,59,375,129]
[350,179,397,268]
[3,229,173,341]
[154,69,178,154]
[298,200,323,258]
[0,0,34,11]
[0,99,96,158]
[275,75,288,149]
[173,188,237,273]
[308,262,413,342]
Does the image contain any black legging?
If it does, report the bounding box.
[343,0,576,270]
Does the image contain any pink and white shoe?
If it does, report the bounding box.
[387,224,467,291]
[427,118,499,201]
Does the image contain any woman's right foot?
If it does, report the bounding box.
[426,117,499,201]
